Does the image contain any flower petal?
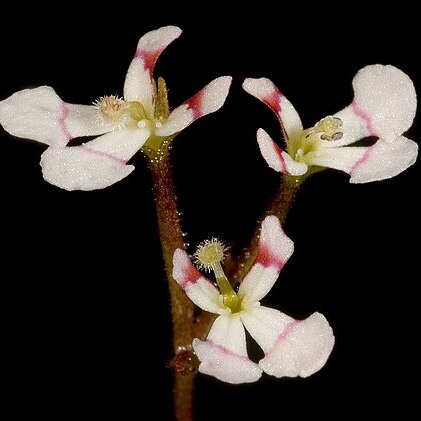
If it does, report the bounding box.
[0,86,112,147]
[353,65,416,137]
[332,65,417,147]
[305,145,369,174]
[123,26,182,116]
[40,128,149,191]
[331,105,373,148]
[155,76,232,137]
[172,249,226,314]
[260,312,334,378]
[193,315,262,384]
[238,216,294,305]
[242,77,303,140]
[257,128,308,175]
[349,136,418,183]
[241,305,295,352]
[242,306,334,378]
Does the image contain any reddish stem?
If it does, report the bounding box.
[149,152,195,421]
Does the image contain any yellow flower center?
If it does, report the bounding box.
[97,96,125,121]
[194,238,227,270]
[289,116,343,162]
[94,78,172,160]
[95,95,159,130]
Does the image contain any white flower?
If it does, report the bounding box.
[172,216,334,384]
[243,65,417,183]
[0,26,232,191]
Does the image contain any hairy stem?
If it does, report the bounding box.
[193,174,304,355]
[148,149,195,421]
[174,374,194,421]
[229,174,303,283]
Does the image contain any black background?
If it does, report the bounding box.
[1,5,419,420]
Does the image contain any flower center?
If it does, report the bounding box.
[290,116,343,162]
[94,95,127,126]
[194,239,242,313]
[194,238,227,269]
[314,116,344,141]
[94,95,162,132]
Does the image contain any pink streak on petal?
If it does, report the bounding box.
[186,90,204,120]
[266,320,301,356]
[278,152,288,173]
[59,102,73,141]
[78,145,128,165]
[206,339,250,361]
[351,101,378,136]
[271,142,289,174]
[263,89,290,139]
[349,147,373,173]
[263,89,283,115]
[135,48,163,73]
[179,264,203,289]
[255,243,285,270]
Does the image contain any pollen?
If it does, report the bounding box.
[94,95,126,123]
[194,238,228,271]
[315,116,343,141]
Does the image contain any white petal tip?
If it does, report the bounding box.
[172,249,191,283]
[0,86,69,147]
[40,147,134,191]
[259,312,334,378]
[155,76,232,137]
[352,64,417,137]
[193,339,262,384]
[242,77,275,99]
[216,76,233,96]
[137,26,182,51]
[200,76,233,113]
[349,136,418,183]
[260,216,294,257]
[242,77,269,90]
[217,75,233,86]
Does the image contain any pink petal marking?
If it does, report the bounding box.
[135,48,163,73]
[59,102,73,141]
[266,320,301,356]
[179,263,203,289]
[206,339,250,361]
[186,89,205,120]
[78,145,128,165]
[255,243,285,270]
[351,101,378,137]
[263,88,282,115]
[262,88,292,140]
[349,147,373,173]
[271,141,289,174]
